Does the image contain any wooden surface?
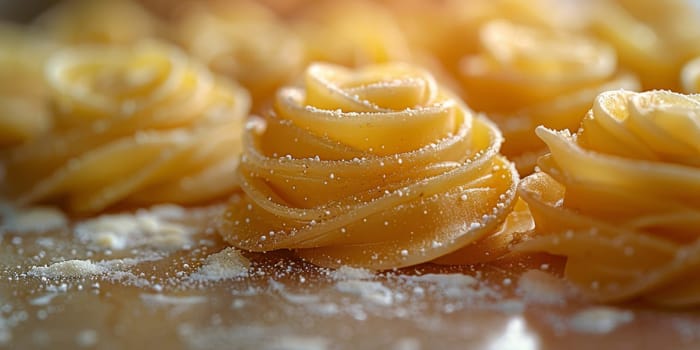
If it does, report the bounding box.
[2,210,700,350]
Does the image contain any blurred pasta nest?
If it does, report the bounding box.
[681,56,700,94]
[1,41,250,213]
[0,23,56,146]
[175,0,304,109]
[517,90,700,306]
[219,61,527,269]
[460,20,639,174]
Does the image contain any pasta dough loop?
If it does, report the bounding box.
[516,90,700,306]
[460,20,639,174]
[1,41,250,213]
[219,62,521,269]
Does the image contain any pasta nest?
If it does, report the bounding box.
[588,0,700,91]
[219,62,522,269]
[517,90,700,306]
[176,1,304,108]
[33,0,160,45]
[460,20,639,173]
[681,56,700,94]
[0,23,55,146]
[1,41,250,213]
[293,1,411,67]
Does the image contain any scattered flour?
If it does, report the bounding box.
[28,260,107,278]
[266,335,330,350]
[335,280,393,306]
[30,293,61,306]
[266,279,323,305]
[140,294,207,305]
[517,270,570,305]
[330,266,375,281]
[74,206,196,251]
[0,323,9,345]
[569,307,634,334]
[188,247,250,281]
[75,329,98,348]
[178,325,328,350]
[406,274,486,299]
[393,337,421,350]
[0,204,67,233]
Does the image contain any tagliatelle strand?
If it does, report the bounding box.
[516,90,700,306]
[219,62,521,269]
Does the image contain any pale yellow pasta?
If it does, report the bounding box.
[587,0,700,90]
[0,96,52,147]
[33,0,160,45]
[218,62,523,269]
[385,0,582,80]
[1,41,250,213]
[516,90,700,306]
[0,23,55,146]
[176,0,303,110]
[293,1,411,68]
[681,57,700,94]
[460,20,639,174]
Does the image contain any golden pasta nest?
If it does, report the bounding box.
[517,90,700,306]
[681,56,700,94]
[33,0,161,45]
[176,1,304,110]
[293,1,411,68]
[588,0,700,90]
[460,20,639,174]
[1,41,250,213]
[386,0,582,79]
[0,23,55,146]
[219,62,524,269]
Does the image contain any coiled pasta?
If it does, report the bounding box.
[1,41,250,213]
[176,1,303,111]
[681,57,700,94]
[293,1,410,68]
[460,20,639,174]
[33,0,160,45]
[385,0,582,81]
[516,90,700,306]
[0,23,55,146]
[219,62,521,269]
[587,0,700,90]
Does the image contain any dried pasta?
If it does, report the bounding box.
[293,1,410,68]
[587,0,700,90]
[218,62,521,269]
[0,23,55,146]
[1,41,250,213]
[33,0,160,45]
[385,0,581,81]
[460,20,639,174]
[681,57,700,94]
[516,90,700,306]
[176,1,303,110]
